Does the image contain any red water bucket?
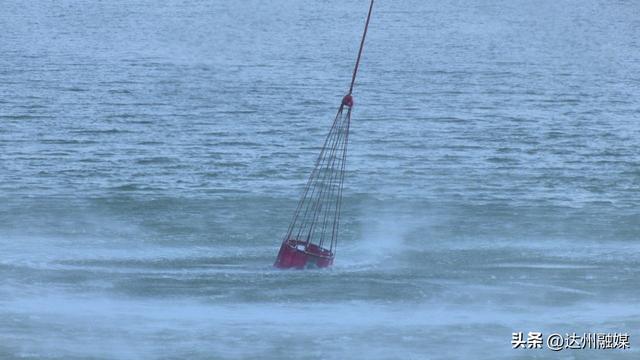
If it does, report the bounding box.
[274,239,334,269]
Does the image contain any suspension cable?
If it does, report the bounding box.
[348,0,375,95]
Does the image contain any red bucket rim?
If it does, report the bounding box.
[283,239,335,260]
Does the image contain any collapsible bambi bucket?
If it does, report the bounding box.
[274,0,374,269]
[274,99,352,269]
[274,239,334,269]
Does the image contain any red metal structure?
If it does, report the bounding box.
[274,0,375,269]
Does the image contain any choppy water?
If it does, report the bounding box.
[1,0,639,359]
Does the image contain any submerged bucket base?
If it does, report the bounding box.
[274,239,334,269]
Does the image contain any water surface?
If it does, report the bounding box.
[1,0,639,358]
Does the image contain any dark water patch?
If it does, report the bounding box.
[485,156,521,165]
[136,157,178,165]
[98,80,145,85]
[137,141,164,145]
[215,141,263,147]
[39,139,98,145]
[0,115,51,120]
[9,104,48,110]
[212,161,249,168]
[61,86,87,92]
[430,116,470,124]
[128,102,172,106]
[218,110,258,115]
[103,113,139,119]
[109,184,148,191]
[39,151,76,156]
[128,120,154,124]
[71,129,135,135]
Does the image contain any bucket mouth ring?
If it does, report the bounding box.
[283,239,334,260]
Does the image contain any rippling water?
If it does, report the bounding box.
[1,0,639,359]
